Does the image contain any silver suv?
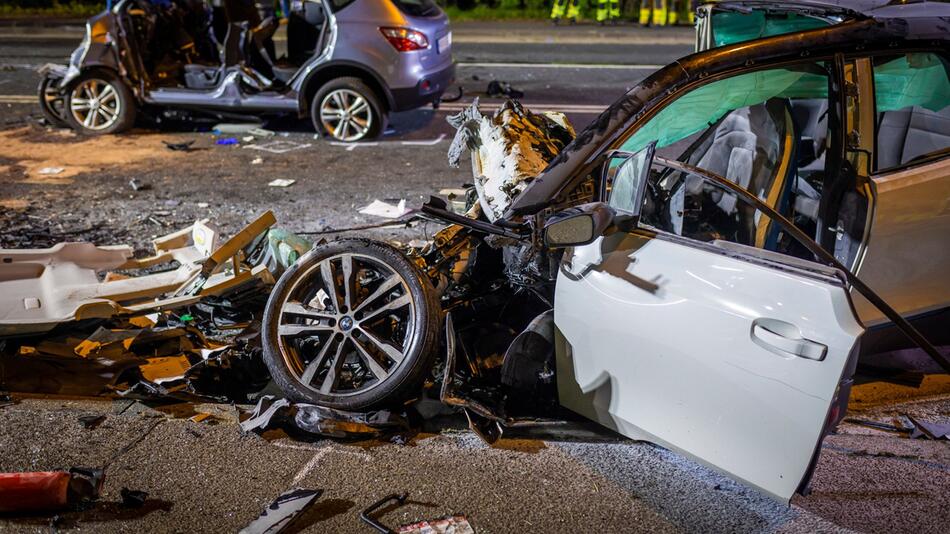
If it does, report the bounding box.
[39,0,454,142]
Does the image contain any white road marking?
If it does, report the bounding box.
[458,61,662,70]
[0,95,36,103]
[329,133,446,151]
[291,448,330,485]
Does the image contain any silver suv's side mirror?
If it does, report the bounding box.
[544,202,616,248]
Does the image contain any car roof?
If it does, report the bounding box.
[702,0,947,18]
[508,7,950,215]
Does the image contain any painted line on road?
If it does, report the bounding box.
[329,132,446,151]
[0,94,607,114]
[458,61,662,70]
[291,448,331,485]
[0,95,35,103]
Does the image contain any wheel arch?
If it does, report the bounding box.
[298,61,393,115]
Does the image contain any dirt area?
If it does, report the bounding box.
[0,122,468,251]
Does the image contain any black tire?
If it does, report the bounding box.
[37,75,69,128]
[262,238,440,411]
[311,76,386,142]
[64,69,136,135]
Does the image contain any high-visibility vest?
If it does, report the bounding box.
[596,0,619,22]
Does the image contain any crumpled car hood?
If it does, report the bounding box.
[447,98,575,222]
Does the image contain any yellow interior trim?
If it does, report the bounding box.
[754,108,795,248]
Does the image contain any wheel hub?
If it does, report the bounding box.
[339,316,354,332]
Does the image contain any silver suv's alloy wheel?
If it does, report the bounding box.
[69,78,121,131]
[320,88,373,142]
[275,253,415,397]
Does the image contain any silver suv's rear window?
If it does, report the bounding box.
[391,0,439,17]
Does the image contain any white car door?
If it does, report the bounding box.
[553,152,864,503]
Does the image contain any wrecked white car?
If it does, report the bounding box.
[257,5,948,503]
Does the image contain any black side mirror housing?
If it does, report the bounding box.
[544,202,616,248]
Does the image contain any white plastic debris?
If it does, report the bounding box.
[37,167,65,175]
[358,199,410,219]
[268,179,295,187]
[251,157,263,165]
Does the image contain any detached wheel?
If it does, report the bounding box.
[262,239,440,411]
[37,75,69,127]
[311,77,385,142]
[64,70,135,135]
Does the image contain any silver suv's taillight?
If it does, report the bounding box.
[379,27,428,52]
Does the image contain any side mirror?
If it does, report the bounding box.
[544,202,615,248]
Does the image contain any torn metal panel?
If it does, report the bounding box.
[240,396,409,439]
[240,488,323,534]
[0,212,276,336]
[447,98,574,222]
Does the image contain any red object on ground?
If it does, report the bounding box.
[0,471,72,512]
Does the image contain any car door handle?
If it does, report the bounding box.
[751,318,827,361]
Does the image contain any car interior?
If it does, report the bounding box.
[613,63,840,265]
[122,0,330,90]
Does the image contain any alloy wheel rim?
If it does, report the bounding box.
[276,253,415,397]
[320,89,372,142]
[69,79,121,131]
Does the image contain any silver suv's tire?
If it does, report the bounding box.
[311,77,385,142]
[64,70,136,135]
[262,239,440,410]
[38,74,69,128]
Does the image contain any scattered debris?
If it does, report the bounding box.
[197,202,210,208]
[240,396,410,439]
[248,128,276,138]
[120,488,149,508]
[213,123,266,135]
[78,414,106,430]
[240,488,323,534]
[189,412,212,424]
[359,199,411,219]
[129,178,151,191]
[399,516,475,534]
[37,166,65,175]
[442,85,464,103]
[0,212,277,336]
[162,140,195,152]
[216,137,239,146]
[251,157,264,165]
[486,80,524,99]
[0,467,104,513]
[361,492,475,534]
[905,414,950,440]
[246,141,311,154]
[268,179,295,187]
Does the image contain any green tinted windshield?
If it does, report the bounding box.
[622,65,828,153]
[712,11,831,47]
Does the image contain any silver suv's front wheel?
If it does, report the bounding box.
[63,70,136,135]
[311,77,385,142]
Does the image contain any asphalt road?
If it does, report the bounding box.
[1,20,950,534]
